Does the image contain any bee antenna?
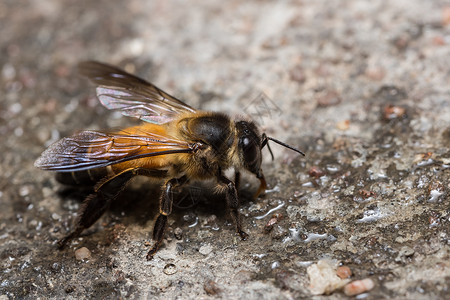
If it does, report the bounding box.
[261,133,275,161]
[262,134,305,157]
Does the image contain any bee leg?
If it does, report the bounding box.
[58,168,147,249]
[218,175,248,241]
[147,176,187,260]
[234,171,241,191]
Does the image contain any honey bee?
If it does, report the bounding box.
[35,62,305,260]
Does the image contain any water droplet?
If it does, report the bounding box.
[254,201,285,220]
[356,208,387,223]
[163,263,177,275]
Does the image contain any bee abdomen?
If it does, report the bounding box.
[55,167,110,186]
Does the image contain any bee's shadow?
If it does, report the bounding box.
[56,177,255,228]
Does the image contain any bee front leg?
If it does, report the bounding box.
[218,174,248,241]
[146,176,187,260]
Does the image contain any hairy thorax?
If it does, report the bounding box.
[169,112,239,179]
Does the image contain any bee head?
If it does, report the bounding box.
[235,120,306,179]
[235,121,263,177]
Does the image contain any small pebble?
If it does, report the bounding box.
[343,278,375,296]
[384,104,406,120]
[336,266,352,279]
[365,67,385,81]
[264,213,283,233]
[395,246,415,262]
[308,166,325,178]
[308,260,350,295]
[204,279,221,295]
[317,91,341,107]
[289,65,306,83]
[336,120,350,131]
[442,6,450,26]
[174,227,183,240]
[75,247,92,261]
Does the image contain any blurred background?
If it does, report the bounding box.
[1,1,449,299]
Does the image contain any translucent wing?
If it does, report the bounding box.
[79,61,196,124]
[34,129,193,172]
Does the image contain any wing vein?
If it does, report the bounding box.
[79,61,196,124]
[34,130,193,172]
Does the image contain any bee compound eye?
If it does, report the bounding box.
[239,136,261,174]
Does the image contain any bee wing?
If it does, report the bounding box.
[79,61,196,124]
[34,130,193,172]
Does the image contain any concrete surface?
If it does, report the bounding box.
[0,0,449,299]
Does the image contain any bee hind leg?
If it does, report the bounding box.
[57,168,143,249]
[146,176,187,260]
[57,191,114,249]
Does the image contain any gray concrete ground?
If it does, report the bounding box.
[0,0,449,299]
